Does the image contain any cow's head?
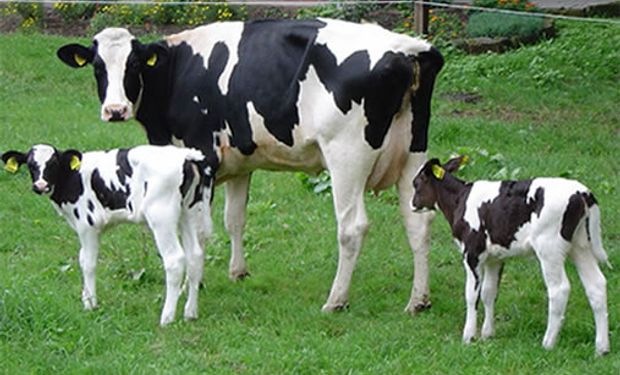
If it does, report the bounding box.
[57,28,168,122]
[2,145,82,195]
[411,156,467,212]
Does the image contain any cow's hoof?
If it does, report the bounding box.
[596,347,610,357]
[321,302,349,313]
[229,270,250,281]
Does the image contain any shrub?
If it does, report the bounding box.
[1,1,43,31]
[466,12,545,39]
[473,0,537,12]
[52,2,96,22]
[88,0,246,33]
[297,1,380,22]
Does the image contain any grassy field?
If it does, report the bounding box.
[0,21,618,373]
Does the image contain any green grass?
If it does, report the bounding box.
[1,21,619,373]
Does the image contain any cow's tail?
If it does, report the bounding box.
[587,203,612,269]
[185,149,214,240]
[409,45,444,153]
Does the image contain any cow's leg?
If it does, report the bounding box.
[534,240,570,350]
[463,258,481,344]
[78,230,100,310]
[180,207,205,321]
[570,246,609,355]
[398,152,434,314]
[225,174,251,280]
[145,206,186,326]
[481,260,503,340]
[321,145,375,312]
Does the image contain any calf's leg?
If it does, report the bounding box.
[535,242,571,350]
[462,259,481,343]
[146,206,186,326]
[570,247,609,355]
[225,174,251,280]
[481,260,503,339]
[77,230,100,310]
[180,207,205,321]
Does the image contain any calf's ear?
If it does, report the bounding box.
[61,150,83,171]
[2,151,26,173]
[57,44,94,68]
[443,155,469,173]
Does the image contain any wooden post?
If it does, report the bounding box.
[414,1,429,35]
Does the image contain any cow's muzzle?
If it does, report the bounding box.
[32,181,51,195]
[102,104,131,122]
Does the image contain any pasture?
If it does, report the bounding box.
[0,21,618,373]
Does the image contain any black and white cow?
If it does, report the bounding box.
[411,157,610,355]
[56,18,444,312]
[2,144,212,325]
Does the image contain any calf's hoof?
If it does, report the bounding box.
[595,344,610,357]
[229,270,250,281]
[321,302,349,313]
[404,300,432,315]
[184,308,198,321]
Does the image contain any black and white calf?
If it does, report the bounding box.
[2,144,212,325]
[56,19,444,312]
[411,157,610,355]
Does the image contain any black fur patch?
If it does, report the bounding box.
[115,149,133,185]
[560,192,587,242]
[73,208,80,220]
[478,181,544,248]
[91,169,129,210]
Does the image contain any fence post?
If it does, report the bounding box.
[414,1,429,35]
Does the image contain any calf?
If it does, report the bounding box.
[2,144,212,325]
[411,157,610,355]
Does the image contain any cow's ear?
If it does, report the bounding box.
[140,41,169,69]
[443,155,468,173]
[61,150,83,171]
[2,151,26,173]
[57,43,94,68]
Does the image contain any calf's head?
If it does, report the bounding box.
[411,156,467,212]
[57,28,168,122]
[2,145,82,195]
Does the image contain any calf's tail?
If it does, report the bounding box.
[185,149,214,240]
[587,203,612,269]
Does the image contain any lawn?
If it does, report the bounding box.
[0,21,618,373]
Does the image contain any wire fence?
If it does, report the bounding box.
[1,0,619,26]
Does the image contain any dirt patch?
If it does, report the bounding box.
[442,92,483,104]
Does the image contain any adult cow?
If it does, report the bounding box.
[57,18,443,313]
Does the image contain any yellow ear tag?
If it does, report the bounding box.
[4,157,19,173]
[146,53,157,67]
[431,164,445,180]
[460,155,469,166]
[69,155,81,171]
[74,54,87,67]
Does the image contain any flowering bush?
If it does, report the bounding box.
[473,0,538,12]
[87,0,243,33]
[428,9,467,42]
[52,2,96,22]
[1,1,43,31]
